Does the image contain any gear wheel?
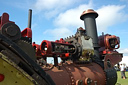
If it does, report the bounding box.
[1,22,21,41]
[65,38,82,61]
[72,42,82,61]
[16,40,36,61]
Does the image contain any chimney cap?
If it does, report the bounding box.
[80,9,98,20]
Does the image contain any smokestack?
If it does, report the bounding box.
[80,9,100,57]
[28,9,32,28]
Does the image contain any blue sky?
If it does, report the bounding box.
[0,0,128,58]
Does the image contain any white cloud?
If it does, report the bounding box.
[35,0,128,40]
[52,4,128,38]
[54,4,128,32]
[34,0,75,11]
[120,56,128,66]
[96,5,128,32]
[118,48,128,56]
[43,27,73,40]
[33,0,81,18]
[54,1,93,28]
[118,48,128,65]
[43,1,93,39]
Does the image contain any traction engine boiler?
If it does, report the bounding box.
[0,9,122,85]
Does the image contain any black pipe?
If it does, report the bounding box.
[80,9,100,58]
[28,9,32,28]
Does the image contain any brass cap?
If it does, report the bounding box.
[80,9,98,20]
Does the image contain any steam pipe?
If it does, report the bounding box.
[28,9,32,28]
[80,9,100,57]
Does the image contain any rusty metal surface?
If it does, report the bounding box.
[46,61,106,85]
[0,9,123,85]
[98,34,120,51]
[46,66,71,85]
[104,53,123,70]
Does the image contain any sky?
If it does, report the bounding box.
[0,0,128,65]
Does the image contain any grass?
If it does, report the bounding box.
[116,71,128,85]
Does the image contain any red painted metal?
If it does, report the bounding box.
[32,42,41,57]
[99,34,120,55]
[40,38,74,57]
[0,9,123,85]
[65,53,70,57]
[99,34,120,50]
[0,13,32,38]
[40,40,52,56]
[21,28,32,38]
[0,13,14,29]
[0,74,4,82]
[46,62,106,85]
[32,39,72,58]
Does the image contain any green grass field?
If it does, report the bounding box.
[116,71,128,85]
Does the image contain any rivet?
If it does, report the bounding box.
[71,76,73,78]
[72,82,75,85]
[72,80,74,82]
[16,72,22,78]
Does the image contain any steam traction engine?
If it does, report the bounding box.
[0,9,122,85]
